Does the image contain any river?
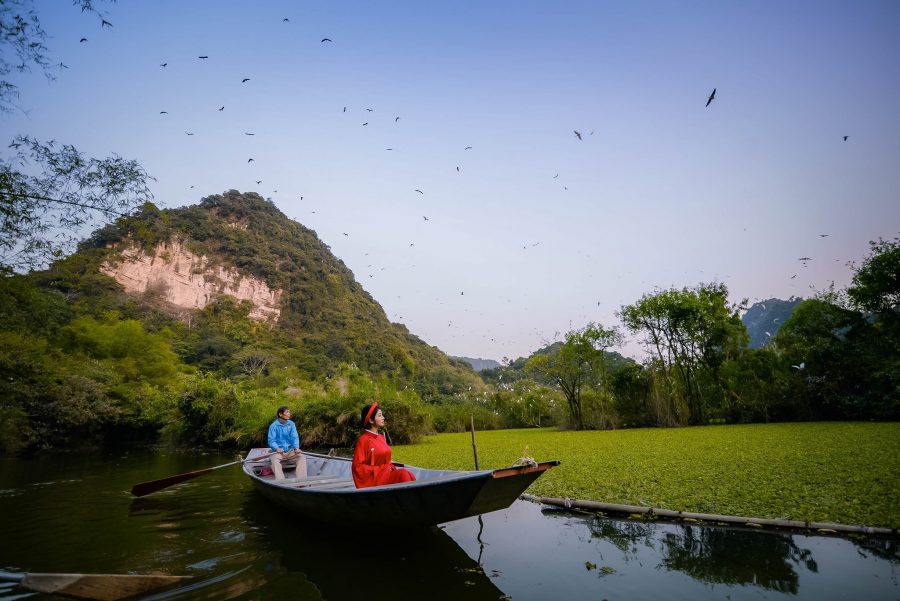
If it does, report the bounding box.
[1,450,896,600]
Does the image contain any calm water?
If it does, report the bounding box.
[0,450,897,601]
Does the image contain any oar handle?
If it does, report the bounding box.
[0,571,25,582]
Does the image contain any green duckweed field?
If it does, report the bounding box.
[393,422,900,528]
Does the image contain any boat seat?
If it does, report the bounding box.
[284,477,355,490]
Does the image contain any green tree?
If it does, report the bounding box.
[526,323,622,429]
[848,238,900,315]
[619,283,748,424]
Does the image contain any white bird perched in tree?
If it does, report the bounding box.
[792,362,806,370]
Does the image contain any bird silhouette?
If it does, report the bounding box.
[464,146,472,150]
[553,173,558,178]
[343,106,346,112]
[409,243,414,247]
[362,122,368,126]
[79,37,88,43]
[798,257,811,261]
[343,232,349,236]
[791,274,797,279]
[842,136,848,141]
[791,362,805,370]
[56,62,68,69]
[256,180,262,184]
[185,131,194,136]
[574,130,582,140]
[395,116,400,122]
[423,216,429,221]
[366,108,373,112]
[101,19,112,28]
[414,189,423,194]
[385,148,392,151]
[242,78,250,83]
[199,55,208,59]
[159,111,168,114]
[218,106,224,111]
[160,62,167,67]
[247,158,254,163]
[456,166,460,172]
[705,88,716,107]
[244,132,254,136]
[819,234,829,237]
[283,18,290,22]
[321,38,332,42]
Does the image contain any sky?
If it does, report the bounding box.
[3,0,900,362]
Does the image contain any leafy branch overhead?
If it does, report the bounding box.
[0,135,153,272]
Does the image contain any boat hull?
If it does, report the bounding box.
[243,449,557,528]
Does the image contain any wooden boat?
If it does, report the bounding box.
[242,448,559,528]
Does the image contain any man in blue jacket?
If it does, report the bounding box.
[267,406,307,480]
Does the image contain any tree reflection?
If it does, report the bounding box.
[586,516,657,557]
[659,525,817,593]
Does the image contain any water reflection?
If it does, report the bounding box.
[1,452,897,601]
[238,494,507,601]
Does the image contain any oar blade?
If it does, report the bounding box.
[20,573,190,601]
[130,468,213,497]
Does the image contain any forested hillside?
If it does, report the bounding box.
[0,191,482,453]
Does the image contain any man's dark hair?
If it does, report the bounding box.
[277,405,290,417]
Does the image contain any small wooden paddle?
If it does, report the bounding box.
[130,451,276,497]
[0,571,190,601]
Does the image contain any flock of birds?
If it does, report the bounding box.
[66,13,860,358]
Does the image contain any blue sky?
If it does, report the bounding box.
[4,1,900,361]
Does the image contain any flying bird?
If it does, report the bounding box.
[199,55,209,59]
[819,234,829,237]
[798,257,811,261]
[385,148,392,151]
[705,88,716,107]
[218,106,224,111]
[553,173,558,178]
[362,122,368,126]
[242,78,250,83]
[101,19,113,28]
[574,130,582,140]
[791,274,797,279]
[185,131,194,136]
[366,108,374,112]
[456,166,460,172]
[247,158,254,163]
[423,216,429,221]
[283,18,290,22]
[159,111,168,114]
[464,146,472,150]
[244,132,255,136]
[343,232,349,236]
[321,38,332,42]
[343,106,346,112]
[842,136,848,141]
[160,62,167,67]
[792,362,806,370]
[79,37,88,43]
[395,117,400,122]
[414,189,423,194]
[256,180,262,184]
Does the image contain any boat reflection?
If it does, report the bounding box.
[240,494,509,601]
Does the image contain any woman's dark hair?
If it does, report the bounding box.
[360,402,378,428]
[277,405,290,418]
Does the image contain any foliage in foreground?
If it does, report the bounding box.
[392,422,900,529]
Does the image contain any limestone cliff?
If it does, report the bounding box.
[100,239,282,321]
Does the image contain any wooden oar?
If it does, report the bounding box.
[0,571,191,601]
[130,451,276,497]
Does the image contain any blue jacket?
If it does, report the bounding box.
[268,418,300,452]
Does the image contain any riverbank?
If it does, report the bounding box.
[393,422,900,529]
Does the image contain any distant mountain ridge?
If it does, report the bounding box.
[453,356,501,371]
[742,297,804,348]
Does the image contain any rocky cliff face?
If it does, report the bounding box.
[100,239,282,321]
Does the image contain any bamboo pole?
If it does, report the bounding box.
[521,494,898,536]
[470,415,480,470]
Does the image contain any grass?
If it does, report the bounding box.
[393,422,900,528]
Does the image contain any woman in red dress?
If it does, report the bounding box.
[351,402,416,488]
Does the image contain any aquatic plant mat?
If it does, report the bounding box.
[394,422,900,529]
